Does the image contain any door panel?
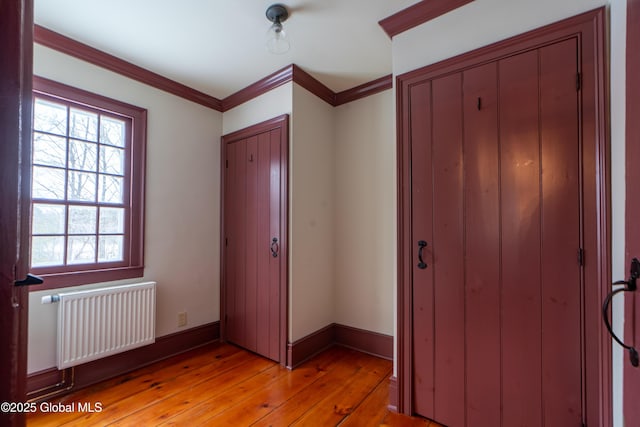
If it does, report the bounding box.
[245,135,259,352]
[431,73,465,427]
[267,128,283,361]
[499,49,543,427]
[539,39,582,426]
[463,62,501,427]
[410,40,583,426]
[411,80,435,418]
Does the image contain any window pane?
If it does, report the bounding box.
[98,235,123,262]
[34,98,67,136]
[67,171,96,202]
[32,166,65,200]
[67,236,96,264]
[68,205,97,234]
[31,236,64,267]
[33,133,67,168]
[69,108,98,141]
[32,204,66,235]
[99,207,125,234]
[99,145,125,175]
[69,139,97,171]
[100,117,125,147]
[98,175,124,203]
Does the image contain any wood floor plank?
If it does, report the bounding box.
[204,347,359,425]
[27,343,435,427]
[159,347,352,426]
[338,376,391,427]
[108,354,275,426]
[251,350,384,427]
[27,343,242,427]
[69,348,262,426]
[290,356,391,426]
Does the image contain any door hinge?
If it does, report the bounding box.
[578,248,585,266]
[225,159,229,168]
[576,73,582,91]
[225,237,228,247]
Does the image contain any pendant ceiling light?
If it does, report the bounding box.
[265,4,290,54]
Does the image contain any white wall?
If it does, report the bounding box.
[222,83,292,135]
[334,90,395,335]
[392,0,625,424]
[289,83,336,341]
[28,44,222,373]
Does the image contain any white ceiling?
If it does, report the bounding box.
[34,0,421,99]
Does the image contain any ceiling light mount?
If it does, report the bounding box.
[265,4,290,54]
[266,4,289,24]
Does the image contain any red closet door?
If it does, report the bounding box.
[224,126,283,362]
[411,38,583,426]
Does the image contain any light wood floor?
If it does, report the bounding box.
[27,342,440,426]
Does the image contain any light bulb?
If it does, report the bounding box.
[266,21,290,54]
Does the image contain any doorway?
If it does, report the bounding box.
[396,9,609,427]
[220,115,289,364]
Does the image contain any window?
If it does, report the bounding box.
[31,77,146,288]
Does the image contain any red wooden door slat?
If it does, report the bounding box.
[410,80,435,418]
[539,38,582,426]
[463,62,501,427]
[499,49,543,427]
[245,135,259,353]
[431,72,465,427]
[256,131,271,358]
[268,128,282,361]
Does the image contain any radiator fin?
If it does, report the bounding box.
[56,282,156,369]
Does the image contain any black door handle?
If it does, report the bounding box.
[603,258,640,367]
[271,237,279,258]
[15,273,44,287]
[417,240,428,269]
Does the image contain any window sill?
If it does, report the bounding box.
[28,266,144,291]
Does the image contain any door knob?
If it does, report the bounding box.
[271,237,279,258]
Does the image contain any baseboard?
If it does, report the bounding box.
[287,323,393,368]
[334,324,393,360]
[388,375,398,412]
[287,324,335,368]
[27,321,220,401]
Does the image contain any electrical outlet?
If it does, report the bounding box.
[178,311,187,327]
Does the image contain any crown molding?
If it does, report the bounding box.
[379,0,474,38]
[34,25,223,111]
[334,74,392,106]
[35,25,393,112]
[221,65,294,112]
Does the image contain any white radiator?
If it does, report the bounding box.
[52,282,156,369]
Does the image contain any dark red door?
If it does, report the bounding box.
[411,39,583,426]
[625,0,640,422]
[222,117,287,363]
[0,1,33,426]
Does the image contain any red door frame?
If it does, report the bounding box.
[0,0,33,425]
[219,115,289,366]
[624,0,640,422]
[395,8,610,425]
